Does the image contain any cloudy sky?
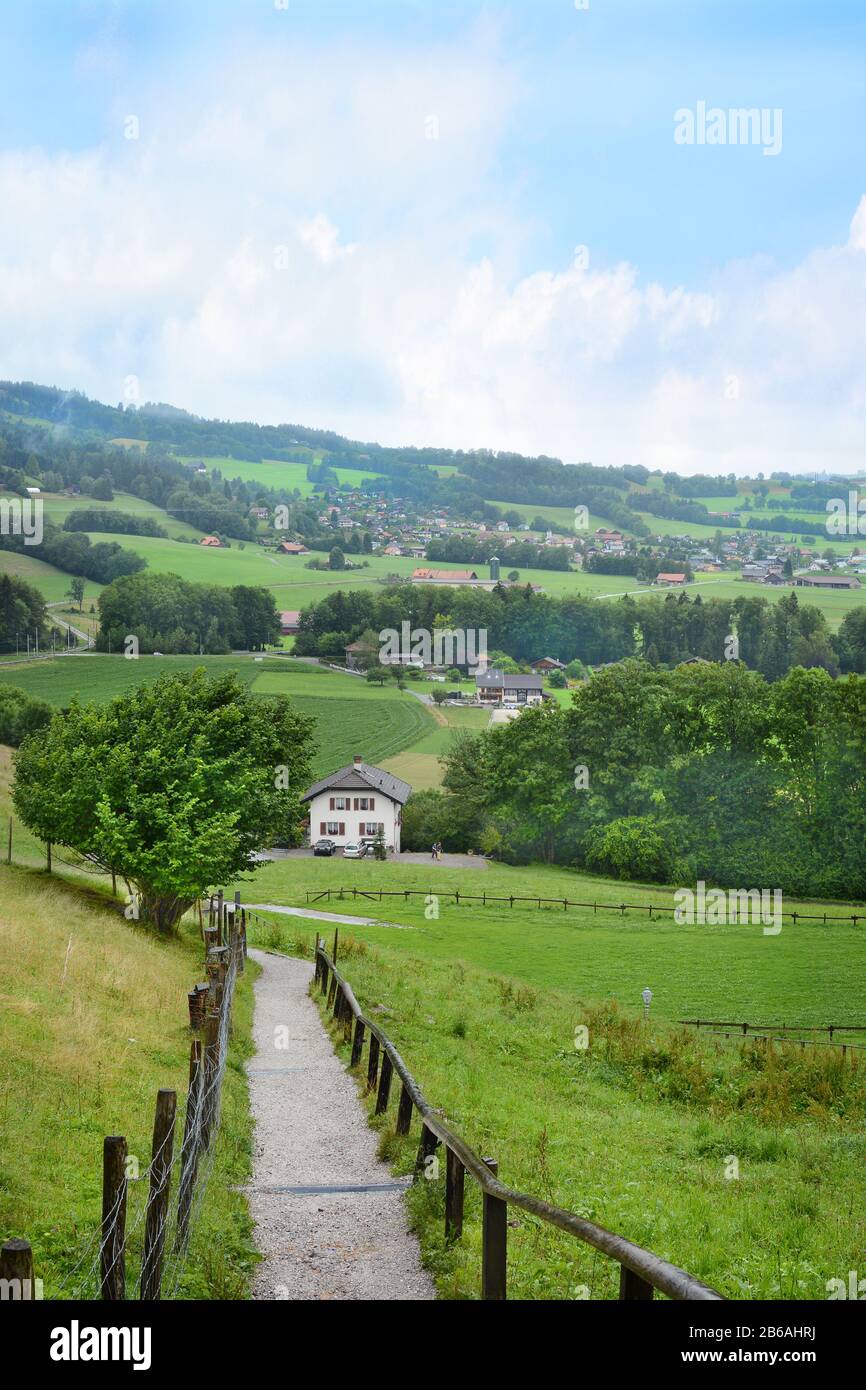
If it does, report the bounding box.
[2,0,866,475]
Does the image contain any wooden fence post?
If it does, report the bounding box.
[350,1019,365,1069]
[396,1082,413,1136]
[201,1009,220,1149]
[46,841,52,873]
[375,1053,393,1115]
[0,1237,34,1299]
[333,984,344,1021]
[445,1148,465,1240]
[481,1157,506,1301]
[619,1265,654,1300]
[366,1034,380,1092]
[6,816,11,865]
[415,1122,438,1180]
[332,927,339,963]
[175,1042,203,1255]
[101,1136,128,1300]
[140,1089,177,1300]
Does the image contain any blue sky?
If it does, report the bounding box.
[2,1,866,473]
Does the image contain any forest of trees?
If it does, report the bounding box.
[0,574,49,652]
[63,508,167,538]
[424,536,572,570]
[96,573,281,653]
[420,661,866,900]
[294,582,840,678]
[0,522,145,585]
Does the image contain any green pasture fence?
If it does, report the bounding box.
[314,941,724,1303]
[304,884,866,926]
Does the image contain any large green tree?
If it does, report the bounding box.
[13,670,316,932]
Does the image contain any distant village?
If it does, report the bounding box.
[182,469,865,603]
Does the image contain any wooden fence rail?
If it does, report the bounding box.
[678,1019,866,1057]
[304,885,866,926]
[314,943,723,1303]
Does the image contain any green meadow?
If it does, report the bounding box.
[243,852,866,1300]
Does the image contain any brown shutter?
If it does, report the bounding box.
[339,822,345,836]
[330,797,335,810]
[370,797,375,810]
[354,798,359,810]
[320,822,326,834]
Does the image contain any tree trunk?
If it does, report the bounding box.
[139,891,196,934]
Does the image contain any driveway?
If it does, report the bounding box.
[254,849,488,870]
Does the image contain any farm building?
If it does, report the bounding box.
[412,568,480,585]
[475,670,544,705]
[793,574,862,590]
[200,535,223,547]
[279,611,301,635]
[303,755,411,851]
[656,572,686,586]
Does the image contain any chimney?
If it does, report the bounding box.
[353,754,363,766]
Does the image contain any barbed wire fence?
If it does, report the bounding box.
[0,890,246,1302]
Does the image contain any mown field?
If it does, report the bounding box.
[175,454,384,496]
[235,856,866,1030]
[0,866,258,1298]
[0,655,440,784]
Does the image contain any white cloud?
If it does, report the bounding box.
[0,34,864,475]
[298,214,357,265]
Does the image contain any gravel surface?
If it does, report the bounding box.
[246,949,435,1301]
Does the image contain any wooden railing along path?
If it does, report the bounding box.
[315,942,723,1303]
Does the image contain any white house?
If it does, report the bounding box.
[302,755,412,851]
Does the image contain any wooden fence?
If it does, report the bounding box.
[1,891,247,1301]
[305,885,866,925]
[679,1018,866,1057]
[314,941,723,1302]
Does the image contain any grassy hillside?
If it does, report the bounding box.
[305,937,866,1299]
[0,866,258,1298]
[176,455,384,495]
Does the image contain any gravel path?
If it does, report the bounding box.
[246,948,435,1301]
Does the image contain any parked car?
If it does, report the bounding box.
[343,841,367,859]
[313,838,336,856]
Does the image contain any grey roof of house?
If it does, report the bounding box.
[302,762,412,805]
[475,670,543,689]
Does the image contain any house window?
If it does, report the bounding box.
[329,797,348,810]
[361,822,384,837]
[326,821,344,836]
[353,797,374,811]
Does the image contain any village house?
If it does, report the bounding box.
[531,657,566,673]
[199,535,223,547]
[656,572,686,586]
[279,610,301,635]
[303,755,411,851]
[278,540,309,555]
[475,670,544,705]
